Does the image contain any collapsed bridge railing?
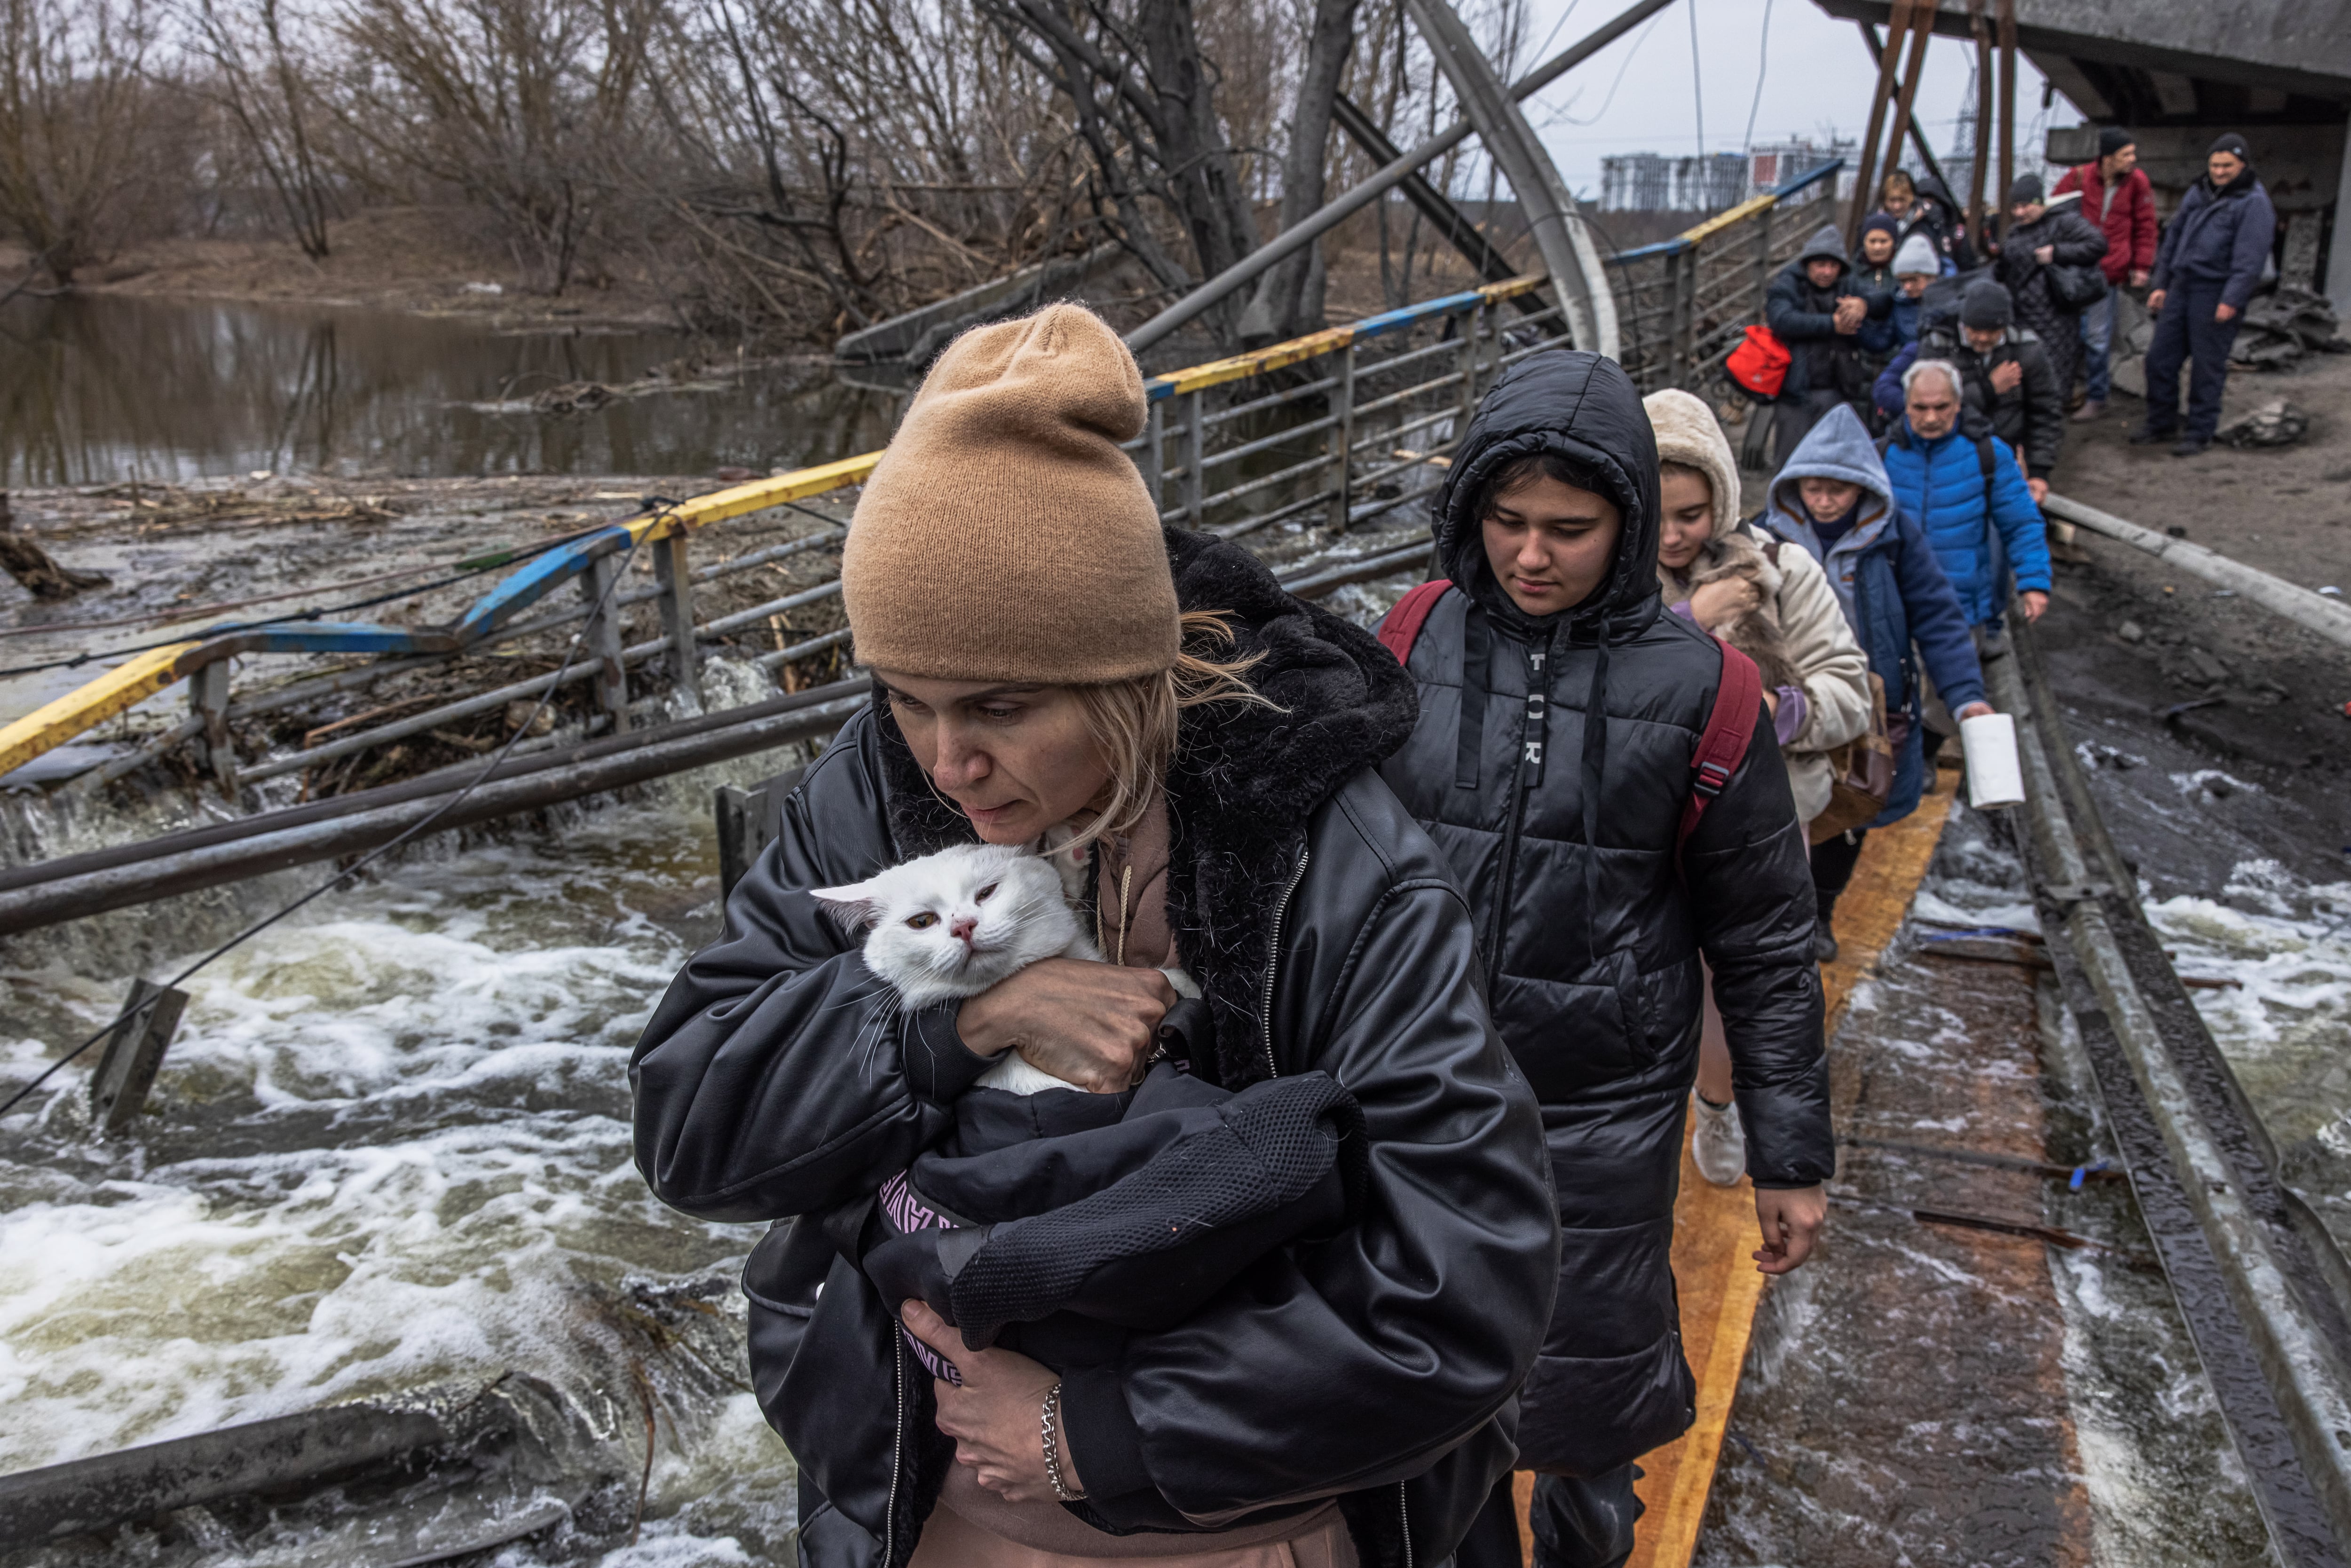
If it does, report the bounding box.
[0,277,1543,804]
[0,158,1846,816]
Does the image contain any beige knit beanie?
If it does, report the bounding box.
[842,303,1181,684]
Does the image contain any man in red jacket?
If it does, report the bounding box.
[2054,127,2157,420]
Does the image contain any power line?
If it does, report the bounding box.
[1687,0,1704,153]
[1744,0,1775,151]
[1543,9,1667,128]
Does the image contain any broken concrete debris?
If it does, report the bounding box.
[2218,397,2310,449]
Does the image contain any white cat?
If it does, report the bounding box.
[811,843,1103,1095]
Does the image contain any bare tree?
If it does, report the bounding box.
[0,0,163,284]
[639,0,1088,339]
[333,0,655,293]
[174,0,337,257]
[978,0,1267,345]
[1238,0,1357,343]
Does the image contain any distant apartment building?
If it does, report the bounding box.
[1747,138,1859,201]
[1599,151,1749,213]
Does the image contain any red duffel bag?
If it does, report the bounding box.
[1726,324,1791,399]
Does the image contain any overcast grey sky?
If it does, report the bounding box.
[1483,0,2076,199]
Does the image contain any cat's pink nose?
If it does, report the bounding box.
[950,916,978,944]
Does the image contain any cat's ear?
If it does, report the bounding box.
[808,878,883,932]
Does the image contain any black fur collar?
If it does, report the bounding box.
[870,526,1416,1087]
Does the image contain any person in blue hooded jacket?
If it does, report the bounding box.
[2134,133,2279,457]
[1752,402,1990,943]
[1880,356,2051,634]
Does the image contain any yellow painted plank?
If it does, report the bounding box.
[1477,275,1548,304]
[1679,192,1781,249]
[1154,327,1359,397]
[0,642,202,779]
[644,451,887,537]
[1619,773,1958,1568]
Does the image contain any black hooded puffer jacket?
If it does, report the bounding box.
[1764,224,1891,402]
[630,527,1560,1568]
[1375,350,1834,1478]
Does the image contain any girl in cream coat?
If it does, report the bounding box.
[1646,388,1872,826]
[1645,388,1871,1185]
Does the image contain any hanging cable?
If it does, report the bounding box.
[1545,9,1667,127]
[0,518,660,1126]
[1687,0,1705,154]
[1743,0,1775,152]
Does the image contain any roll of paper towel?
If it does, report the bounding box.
[1961,712,2024,809]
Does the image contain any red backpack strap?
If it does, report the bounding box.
[1375,581,1452,666]
[1677,638,1764,854]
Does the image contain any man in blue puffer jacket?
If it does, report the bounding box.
[2134,133,2278,457]
[1880,357,2051,633]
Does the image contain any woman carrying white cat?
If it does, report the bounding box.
[630,304,1558,1568]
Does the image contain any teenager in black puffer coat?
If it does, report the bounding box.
[1377,349,1834,1568]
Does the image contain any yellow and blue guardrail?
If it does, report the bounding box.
[0,275,1554,784]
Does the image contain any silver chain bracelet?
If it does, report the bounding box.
[1041,1381,1086,1502]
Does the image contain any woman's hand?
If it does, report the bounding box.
[902,1302,1072,1503]
[958,958,1174,1093]
[1686,577,1759,632]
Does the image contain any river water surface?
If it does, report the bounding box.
[0,295,903,485]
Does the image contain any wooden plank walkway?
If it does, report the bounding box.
[1511,765,1959,1567]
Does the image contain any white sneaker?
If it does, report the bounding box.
[1692,1095,1746,1187]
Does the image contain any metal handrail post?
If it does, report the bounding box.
[653,531,700,705]
[1328,343,1356,534]
[1143,400,1165,507]
[1675,248,1699,388]
[1183,391,1206,527]
[190,660,236,797]
[581,553,630,734]
[1665,252,1686,388]
[1454,307,1481,445]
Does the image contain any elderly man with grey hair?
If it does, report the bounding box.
[1880,355,2053,638]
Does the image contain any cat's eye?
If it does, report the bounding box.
[906,912,939,929]
[975,884,998,901]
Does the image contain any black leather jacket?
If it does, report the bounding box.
[1377,350,1834,1478]
[630,528,1559,1568]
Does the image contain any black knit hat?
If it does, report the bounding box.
[1862,213,1901,239]
[1961,280,2013,330]
[2210,132,2251,160]
[2007,173,2044,206]
[2099,127,2134,158]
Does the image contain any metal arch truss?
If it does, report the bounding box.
[1400,0,1618,357]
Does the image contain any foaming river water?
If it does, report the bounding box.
[0,767,795,1565]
